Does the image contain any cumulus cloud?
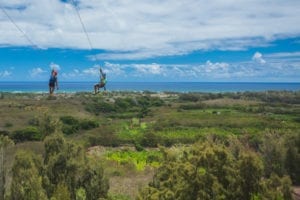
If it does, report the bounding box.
[61,69,80,79]
[101,61,231,80]
[50,62,61,70]
[252,52,266,64]
[29,67,46,77]
[0,70,12,77]
[204,60,229,73]
[1,0,300,59]
[82,66,100,77]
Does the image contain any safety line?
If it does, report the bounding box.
[1,7,37,47]
[70,0,93,50]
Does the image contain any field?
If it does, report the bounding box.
[0,91,300,199]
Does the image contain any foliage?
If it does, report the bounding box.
[178,93,200,102]
[2,91,300,198]
[138,142,292,200]
[51,182,71,200]
[9,151,47,200]
[284,133,300,185]
[8,134,109,200]
[106,150,162,171]
[12,126,42,142]
[60,116,99,135]
[79,160,109,200]
[75,187,86,200]
[0,136,14,200]
[85,99,116,115]
[84,95,164,117]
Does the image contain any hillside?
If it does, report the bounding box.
[0,91,299,199]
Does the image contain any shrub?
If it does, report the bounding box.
[0,130,9,136]
[179,93,200,102]
[4,122,13,128]
[60,116,79,125]
[62,124,79,135]
[80,119,99,130]
[12,126,42,142]
[179,103,206,110]
[85,101,116,115]
[140,132,161,147]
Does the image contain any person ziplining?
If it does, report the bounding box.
[94,67,107,94]
[49,69,59,95]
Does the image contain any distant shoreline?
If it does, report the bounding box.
[0,82,300,93]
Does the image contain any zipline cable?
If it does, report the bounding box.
[1,7,37,48]
[70,0,93,50]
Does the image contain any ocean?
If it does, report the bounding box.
[0,82,300,93]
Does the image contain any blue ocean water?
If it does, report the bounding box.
[0,82,300,93]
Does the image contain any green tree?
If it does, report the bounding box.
[138,142,239,200]
[44,134,85,199]
[43,133,109,199]
[10,151,47,200]
[260,132,286,177]
[0,136,14,200]
[51,182,71,200]
[75,187,86,200]
[238,152,263,200]
[39,112,61,137]
[138,141,293,200]
[79,160,109,200]
[284,133,300,184]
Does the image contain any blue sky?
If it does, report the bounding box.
[0,0,300,82]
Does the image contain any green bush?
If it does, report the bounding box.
[60,116,80,125]
[85,101,116,115]
[60,116,99,135]
[62,124,79,135]
[140,132,162,147]
[179,93,200,102]
[0,129,10,136]
[12,126,42,142]
[80,119,99,130]
[179,103,206,110]
[4,122,13,128]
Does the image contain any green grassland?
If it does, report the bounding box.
[0,91,300,199]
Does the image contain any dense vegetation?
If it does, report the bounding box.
[0,91,299,199]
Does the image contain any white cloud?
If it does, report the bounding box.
[82,66,100,77]
[252,52,266,64]
[0,70,12,77]
[204,60,229,73]
[50,62,61,70]
[29,67,46,77]
[1,0,300,59]
[61,69,80,79]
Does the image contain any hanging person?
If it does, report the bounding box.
[49,69,59,95]
[94,67,107,94]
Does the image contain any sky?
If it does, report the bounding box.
[0,0,300,82]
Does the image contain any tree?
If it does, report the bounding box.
[43,133,109,199]
[79,160,109,200]
[284,133,300,185]
[51,182,71,200]
[260,132,286,177]
[0,136,14,200]
[238,152,263,200]
[138,141,293,200]
[138,142,239,200]
[9,151,47,200]
[43,134,85,199]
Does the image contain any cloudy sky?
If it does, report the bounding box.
[0,0,300,82]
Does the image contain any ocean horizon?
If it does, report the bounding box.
[0,81,300,93]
